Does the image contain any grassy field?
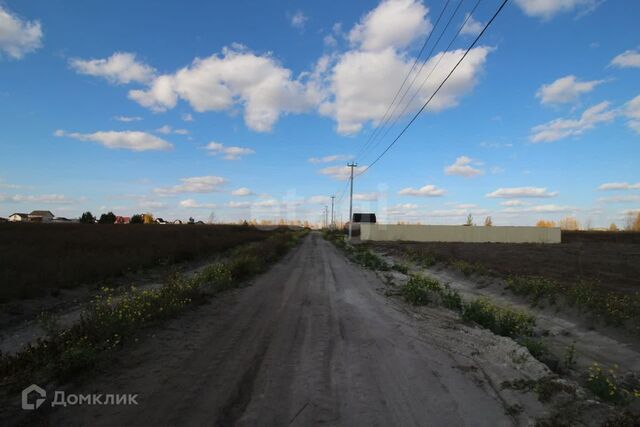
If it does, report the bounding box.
[370,231,640,294]
[0,223,283,302]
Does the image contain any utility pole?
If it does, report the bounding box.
[347,162,357,240]
[324,205,328,229]
[330,195,335,230]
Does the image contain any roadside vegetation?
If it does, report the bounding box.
[0,223,278,302]
[506,276,640,332]
[322,232,640,414]
[0,230,306,389]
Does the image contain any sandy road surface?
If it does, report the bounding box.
[48,233,538,426]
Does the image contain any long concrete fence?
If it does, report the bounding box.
[359,223,561,244]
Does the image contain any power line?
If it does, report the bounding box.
[355,0,455,160]
[360,0,481,165]
[357,0,509,177]
[357,0,467,162]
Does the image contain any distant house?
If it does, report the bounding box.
[115,216,130,224]
[52,217,73,223]
[155,218,167,225]
[28,210,55,223]
[0,217,7,222]
[173,219,183,224]
[8,213,29,222]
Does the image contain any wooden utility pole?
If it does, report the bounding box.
[347,162,357,240]
[330,195,335,230]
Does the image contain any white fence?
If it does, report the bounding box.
[359,223,561,244]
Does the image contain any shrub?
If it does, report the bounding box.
[227,255,265,281]
[450,259,490,277]
[197,263,234,292]
[441,286,464,312]
[353,249,390,271]
[401,274,443,306]
[587,363,622,402]
[506,276,558,304]
[462,298,535,338]
[517,337,548,359]
[392,263,409,274]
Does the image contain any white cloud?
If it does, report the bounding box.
[308,154,352,164]
[353,192,380,201]
[444,156,483,177]
[308,195,331,204]
[530,101,615,143]
[597,182,640,191]
[398,184,446,197]
[204,141,255,160]
[154,176,225,195]
[156,125,172,134]
[156,125,189,135]
[319,165,367,180]
[114,115,142,122]
[0,193,75,204]
[70,52,155,85]
[348,0,430,52]
[128,46,318,132]
[624,94,640,134]
[231,187,253,196]
[55,129,172,152]
[460,13,483,37]
[290,11,308,30]
[502,204,577,214]
[128,75,177,112]
[610,49,640,69]
[598,195,640,203]
[513,0,599,20]
[0,6,42,59]
[320,46,491,134]
[500,199,527,207]
[487,187,558,198]
[228,201,251,209]
[181,113,194,122]
[179,199,216,209]
[536,75,604,105]
[427,208,489,217]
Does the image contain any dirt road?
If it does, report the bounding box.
[49,233,546,426]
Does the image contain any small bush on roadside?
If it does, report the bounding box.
[227,255,265,281]
[450,259,490,277]
[441,286,464,312]
[401,274,443,306]
[197,263,234,291]
[353,249,390,271]
[517,337,548,359]
[506,276,558,304]
[392,263,409,274]
[462,298,535,338]
[587,363,622,402]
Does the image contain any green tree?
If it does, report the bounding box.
[130,214,144,224]
[484,216,493,227]
[80,211,95,224]
[98,212,116,224]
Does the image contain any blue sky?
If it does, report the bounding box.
[1,0,639,227]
